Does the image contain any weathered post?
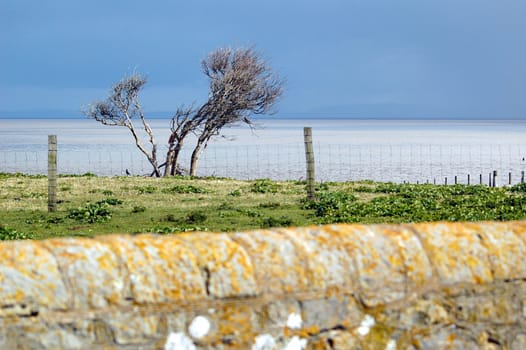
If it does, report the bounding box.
[467,174,470,185]
[522,171,525,184]
[303,127,315,200]
[493,170,498,188]
[48,135,57,212]
[479,174,483,185]
[509,172,512,186]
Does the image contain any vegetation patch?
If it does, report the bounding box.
[260,215,294,228]
[135,185,157,194]
[251,179,280,193]
[163,184,206,194]
[2,173,526,239]
[309,183,526,224]
[0,226,31,240]
[67,202,112,224]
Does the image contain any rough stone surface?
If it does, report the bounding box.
[0,240,69,316]
[413,222,494,285]
[325,224,410,306]
[42,237,127,309]
[98,234,206,303]
[278,226,356,293]
[0,221,525,349]
[231,230,309,294]
[177,233,258,298]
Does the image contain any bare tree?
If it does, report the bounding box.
[167,47,284,176]
[83,73,162,177]
[85,47,283,177]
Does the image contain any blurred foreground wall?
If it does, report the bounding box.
[1,221,526,349]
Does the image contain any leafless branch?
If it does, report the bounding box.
[83,73,161,177]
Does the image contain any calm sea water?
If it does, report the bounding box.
[1,118,526,183]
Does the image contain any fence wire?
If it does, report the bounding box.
[1,143,526,185]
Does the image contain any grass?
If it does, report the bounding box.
[1,173,526,240]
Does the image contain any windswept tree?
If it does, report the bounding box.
[84,47,284,177]
[84,74,162,176]
[166,47,284,176]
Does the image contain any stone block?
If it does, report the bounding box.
[412,222,493,285]
[257,299,302,332]
[231,230,309,294]
[326,224,409,307]
[300,296,362,330]
[178,233,258,298]
[413,326,479,350]
[41,237,128,310]
[103,312,161,345]
[0,240,70,316]
[464,222,526,280]
[453,295,519,324]
[278,226,356,293]
[98,234,206,303]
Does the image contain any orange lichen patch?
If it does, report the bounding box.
[508,221,526,256]
[325,224,408,307]
[230,230,309,294]
[214,304,257,346]
[463,222,526,280]
[411,222,493,285]
[277,226,356,293]
[177,233,258,298]
[98,235,206,304]
[375,224,433,288]
[0,240,70,316]
[41,237,128,309]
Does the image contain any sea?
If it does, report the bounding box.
[1,118,526,184]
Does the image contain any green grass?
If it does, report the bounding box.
[1,173,526,240]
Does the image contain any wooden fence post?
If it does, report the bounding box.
[493,170,498,188]
[48,135,57,212]
[303,127,315,200]
[522,171,525,184]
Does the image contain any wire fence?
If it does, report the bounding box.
[1,143,526,185]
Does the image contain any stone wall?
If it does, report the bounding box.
[1,221,526,349]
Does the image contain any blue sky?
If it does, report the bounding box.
[1,0,525,119]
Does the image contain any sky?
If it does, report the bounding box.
[1,0,525,119]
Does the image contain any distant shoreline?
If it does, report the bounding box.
[1,115,526,121]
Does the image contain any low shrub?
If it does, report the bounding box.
[0,226,31,240]
[135,185,157,194]
[163,185,206,194]
[131,206,146,213]
[251,179,280,193]
[67,202,112,223]
[260,215,294,228]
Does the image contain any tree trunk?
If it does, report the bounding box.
[189,140,205,176]
[165,143,184,176]
[164,148,174,176]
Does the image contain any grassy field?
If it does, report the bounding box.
[1,172,526,240]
